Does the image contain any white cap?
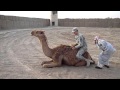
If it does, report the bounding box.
[72,27,78,32]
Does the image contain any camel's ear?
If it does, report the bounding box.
[42,30,45,33]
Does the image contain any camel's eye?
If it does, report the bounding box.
[40,32,43,34]
[36,31,43,34]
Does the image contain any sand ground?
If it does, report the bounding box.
[0,27,120,79]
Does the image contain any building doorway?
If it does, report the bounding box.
[52,22,55,26]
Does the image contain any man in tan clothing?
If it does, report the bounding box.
[72,27,92,67]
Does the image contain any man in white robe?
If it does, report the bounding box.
[94,36,116,69]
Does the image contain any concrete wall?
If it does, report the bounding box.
[58,18,120,28]
[0,15,120,30]
[0,15,50,30]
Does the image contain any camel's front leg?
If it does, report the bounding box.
[42,55,63,68]
[41,60,53,65]
[42,62,61,68]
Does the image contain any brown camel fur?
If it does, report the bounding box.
[31,30,95,68]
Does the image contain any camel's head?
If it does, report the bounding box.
[31,30,45,37]
[31,30,47,41]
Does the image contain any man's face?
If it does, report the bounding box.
[72,31,78,35]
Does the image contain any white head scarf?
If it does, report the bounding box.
[98,39,108,50]
[94,36,99,41]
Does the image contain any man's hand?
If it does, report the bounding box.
[72,46,76,49]
[71,43,77,47]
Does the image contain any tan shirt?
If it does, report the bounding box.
[74,33,87,50]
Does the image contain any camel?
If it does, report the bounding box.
[31,30,95,68]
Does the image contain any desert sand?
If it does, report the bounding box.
[0,27,120,79]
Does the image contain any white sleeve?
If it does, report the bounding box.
[102,48,109,55]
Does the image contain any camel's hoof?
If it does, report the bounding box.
[42,64,53,68]
[42,64,47,68]
[41,61,46,65]
[41,62,44,65]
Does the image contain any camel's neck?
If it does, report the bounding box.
[38,37,53,58]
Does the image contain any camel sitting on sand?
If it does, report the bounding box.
[31,30,95,68]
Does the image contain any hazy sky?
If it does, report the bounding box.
[0,11,120,19]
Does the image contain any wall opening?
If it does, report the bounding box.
[52,22,55,26]
[52,11,57,15]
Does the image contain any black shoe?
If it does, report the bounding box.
[95,66,102,69]
[104,65,110,68]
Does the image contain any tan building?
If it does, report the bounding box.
[50,11,58,26]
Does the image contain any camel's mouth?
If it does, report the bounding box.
[31,31,34,36]
[31,31,37,36]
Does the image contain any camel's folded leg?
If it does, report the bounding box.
[75,60,86,67]
[41,60,53,65]
[42,62,61,68]
[42,55,63,68]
